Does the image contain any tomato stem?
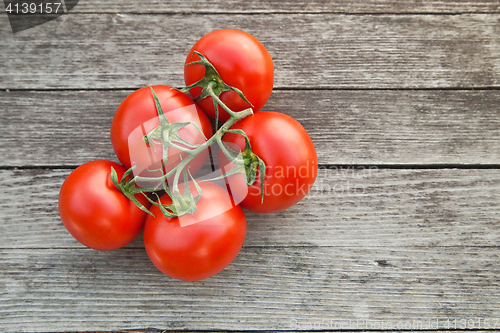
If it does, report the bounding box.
[130,106,252,188]
[113,52,263,217]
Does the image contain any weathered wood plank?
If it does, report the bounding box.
[1,246,499,331]
[72,0,500,14]
[1,168,498,248]
[1,14,499,89]
[1,90,498,166]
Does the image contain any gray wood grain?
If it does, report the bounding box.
[2,1,500,331]
[1,246,499,331]
[72,0,500,14]
[1,168,498,249]
[1,14,499,89]
[1,90,498,166]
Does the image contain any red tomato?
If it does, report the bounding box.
[110,85,212,186]
[58,160,150,251]
[184,29,274,122]
[143,181,246,281]
[220,112,318,213]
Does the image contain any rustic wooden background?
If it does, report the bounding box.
[1,0,499,332]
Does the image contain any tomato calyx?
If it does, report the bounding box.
[178,51,253,128]
[148,169,202,217]
[143,87,207,163]
[223,129,265,195]
[110,165,155,216]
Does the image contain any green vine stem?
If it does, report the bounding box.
[130,104,252,190]
[112,52,265,217]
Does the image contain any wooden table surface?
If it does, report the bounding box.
[1,1,500,332]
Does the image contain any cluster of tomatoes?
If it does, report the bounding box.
[58,29,318,281]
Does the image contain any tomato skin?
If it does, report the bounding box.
[184,29,274,122]
[110,85,212,185]
[220,112,318,213]
[143,181,246,281]
[58,160,149,251]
